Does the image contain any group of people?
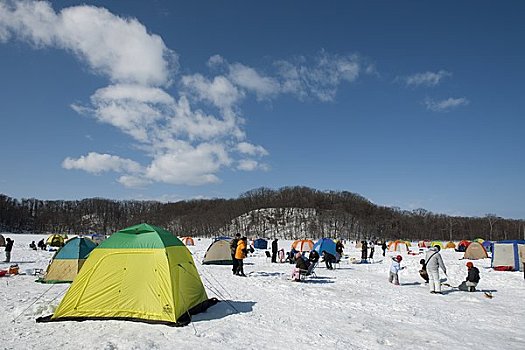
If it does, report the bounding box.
[390,245,481,293]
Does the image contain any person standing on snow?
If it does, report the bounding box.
[235,237,248,276]
[4,238,14,262]
[425,245,447,294]
[361,240,368,263]
[230,233,241,275]
[271,238,278,263]
[369,241,375,260]
[381,241,387,257]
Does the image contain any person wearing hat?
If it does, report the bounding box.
[458,262,480,292]
[389,255,405,285]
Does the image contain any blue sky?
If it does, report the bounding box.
[1,1,524,218]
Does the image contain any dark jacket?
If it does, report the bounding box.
[466,267,480,283]
[230,238,239,256]
[296,256,310,270]
[5,239,14,252]
[271,239,278,253]
[309,250,320,264]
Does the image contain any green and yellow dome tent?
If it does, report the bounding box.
[37,223,218,326]
[38,236,97,283]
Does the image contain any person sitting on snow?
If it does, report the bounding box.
[458,262,480,292]
[419,258,429,283]
[37,239,46,250]
[309,250,320,265]
[389,255,405,285]
[29,241,37,250]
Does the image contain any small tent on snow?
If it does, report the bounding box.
[313,238,337,257]
[253,238,268,249]
[181,237,195,246]
[46,234,65,247]
[456,240,471,252]
[0,234,5,247]
[482,240,493,253]
[431,241,444,249]
[418,240,431,248]
[491,240,525,271]
[292,239,314,252]
[37,223,217,326]
[445,241,456,249]
[203,239,232,265]
[463,241,488,260]
[40,236,97,283]
[388,240,409,252]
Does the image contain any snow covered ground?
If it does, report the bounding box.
[1,233,524,350]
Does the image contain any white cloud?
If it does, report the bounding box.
[117,175,151,188]
[227,63,280,100]
[181,74,244,114]
[145,143,231,185]
[169,96,245,141]
[275,51,361,101]
[237,159,269,171]
[62,152,142,174]
[404,70,451,87]
[424,97,470,112]
[236,142,268,156]
[0,0,175,86]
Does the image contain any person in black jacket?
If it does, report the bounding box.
[230,233,241,275]
[322,251,336,270]
[4,238,14,262]
[381,242,387,257]
[459,262,480,292]
[271,238,278,263]
[419,259,429,283]
[361,241,368,263]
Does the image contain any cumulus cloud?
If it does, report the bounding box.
[404,70,451,87]
[236,142,268,156]
[237,159,269,171]
[3,2,370,188]
[424,97,470,112]
[0,0,175,86]
[62,152,142,174]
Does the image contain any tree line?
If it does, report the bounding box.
[1,187,524,241]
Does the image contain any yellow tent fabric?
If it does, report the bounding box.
[46,234,65,247]
[38,223,216,326]
[431,241,444,249]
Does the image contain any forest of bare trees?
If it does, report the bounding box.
[1,186,524,241]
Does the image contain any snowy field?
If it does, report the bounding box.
[1,233,524,350]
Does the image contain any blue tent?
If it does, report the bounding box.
[253,238,268,249]
[491,240,525,271]
[482,240,492,253]
[214,236,232,242]
[313,238,337,257]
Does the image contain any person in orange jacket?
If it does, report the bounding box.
[235,237,248,276]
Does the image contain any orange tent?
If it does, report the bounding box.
[445,241,456,249]
[388,240,409,252]
[292,239,314,252]
[181,237,195,246]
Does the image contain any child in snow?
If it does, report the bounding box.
[419,259,429,283]
[389,255,405,285]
